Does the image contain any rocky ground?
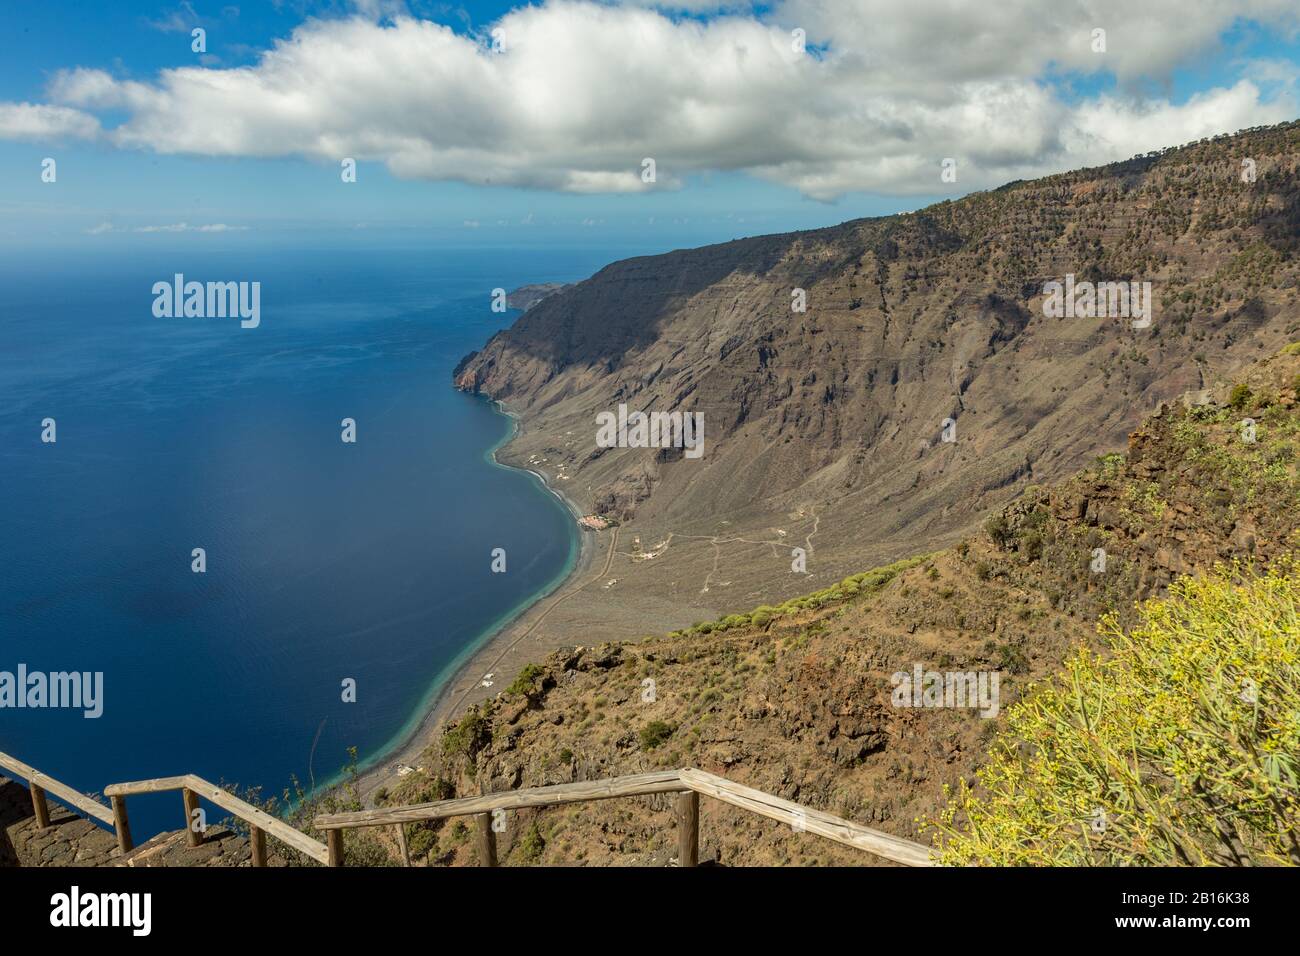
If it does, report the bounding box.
[0,780,119,867]
[0,777,284,868]
[380,346,1300,866]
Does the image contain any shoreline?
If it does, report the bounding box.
[352,399,598,804]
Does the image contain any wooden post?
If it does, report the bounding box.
[28,781,50,829]
[249,825,267,867]
[182,787,202,848]
[394,824,411,867]
[474,812,497,867]
[110,795,133,854]
[676,790,699,868]
[327,828,344,867]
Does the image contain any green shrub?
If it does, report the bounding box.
[407,824,437,860]
[426,777,455,801]
[994,642,1029,675]
[1095,452,1125,478]
[506,663,545,698]
[681,557,927,638]
[516,822,546,864]
[639,720,676,751]
[984,513,1013,548]
[443,706,490,761]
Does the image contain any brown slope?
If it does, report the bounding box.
[394,345,1300,867]
[454,121,1300,643]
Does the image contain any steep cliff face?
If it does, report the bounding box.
[404,346,1300,867]
[453,123,1300,635]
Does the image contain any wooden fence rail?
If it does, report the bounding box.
[315,770,685,829]
[0,750,115,830]
[3,749,934,868]
[104,773,330,865]
[679,768,934,868]
[315,767,934,868]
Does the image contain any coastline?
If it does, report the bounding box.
[352,399,598,804]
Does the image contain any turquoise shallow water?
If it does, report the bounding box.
[0,246,610,837]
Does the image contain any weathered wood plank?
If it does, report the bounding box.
[393,824,410,867]
[676,790,698,867]
[29,782,51,829]
[0,750,115,825]
[104,775,192,797]
[111,795,133,854]
[678,769,933,867]
[474,812,497,867]
[181,776,329,865]
[315,770,684,830]
[327,828,344,867]
[34,776,114,825]
[250,826,267,867]
[103,774,328,864]
[182,787,203,848]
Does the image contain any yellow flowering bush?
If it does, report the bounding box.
[926,558,1300,865]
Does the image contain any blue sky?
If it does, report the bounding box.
[1,1,1297,252]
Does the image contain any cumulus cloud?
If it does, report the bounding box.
[775,0,1300,87]
[4,1,1298,199]
[0,102,100,141]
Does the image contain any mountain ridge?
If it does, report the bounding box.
[402,342,1300,866]
[453,121,1300,645]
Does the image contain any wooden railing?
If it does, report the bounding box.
[104,774,330,865]
[4,750,934,868]
[315,767,935,867]
[0,751,116,831]
[678,769,934,867]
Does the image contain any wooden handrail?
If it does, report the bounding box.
[104,773,330,866]
[0,750,115,827]
[315,770,685,829]
[2,748,935,868]
[678,768,934,867]
[313,767,935,868]
[102,775,191,797]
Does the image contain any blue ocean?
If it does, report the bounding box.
[0,246,615,837]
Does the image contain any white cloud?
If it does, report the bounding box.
[4,1,1298,199]
[1059,82,1291,168]
[0,102,100,141]
[145,2,201,34]
[132,222,248,232]
[775,0,1300,86]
